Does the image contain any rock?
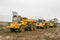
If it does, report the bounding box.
[45,33,48,36]
[5,36,11,39]
[0,35,2,38]
[49,35,54,38]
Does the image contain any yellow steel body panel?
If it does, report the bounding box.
[36,22,45,27]
[48,22,54,26]
[8,22,21,28]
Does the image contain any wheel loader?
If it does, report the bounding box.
[47,21,57,28]
[7,15,36,32]
[36,19,47,29]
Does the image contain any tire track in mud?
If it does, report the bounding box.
[0,27,60,40]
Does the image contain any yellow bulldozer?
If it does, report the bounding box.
[36,19,48,29]
[7,15,36,32]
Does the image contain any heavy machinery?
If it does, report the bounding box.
[7,12,36,32]
[36,19,48,29]
[47,20,57,28]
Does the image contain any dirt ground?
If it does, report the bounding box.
[0,26,60,40]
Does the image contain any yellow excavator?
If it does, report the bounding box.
[7,15,36,32]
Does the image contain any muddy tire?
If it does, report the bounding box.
[32,23,37,31]
[37,26,40,29]
[33,26,37,31]
[30,25,36,31]
[20,25,25,32]
[10,28,16,32]
[45,26,49,29]
[30,26,34,31]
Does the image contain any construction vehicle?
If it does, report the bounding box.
[36,19,48,29]
[7,11,36,32]
[47,20,57,28]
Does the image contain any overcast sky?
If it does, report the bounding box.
[0,0,60,22]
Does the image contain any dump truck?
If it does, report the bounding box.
[36,19,48,29]
[7,15,36,32]
[47,20,57,28]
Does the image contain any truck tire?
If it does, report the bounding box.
[10,28,16,32]
[30,25,36,31]
[33,26,37,31]
[30,26,34,31]
[20,25,25,32]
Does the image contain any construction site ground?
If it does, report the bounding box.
[0,24,60,40]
